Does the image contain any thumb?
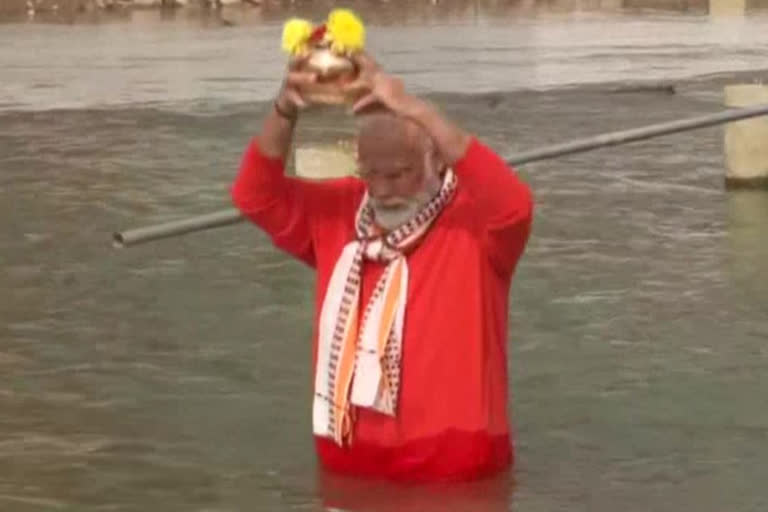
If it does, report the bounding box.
[351,51,379,72]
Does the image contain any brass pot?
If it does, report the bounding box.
[298,48,360,105]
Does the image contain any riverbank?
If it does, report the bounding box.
[0,0,251,22]
[1,0,718,25]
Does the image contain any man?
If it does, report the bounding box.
[231,54,533,482]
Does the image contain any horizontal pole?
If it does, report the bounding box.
[113,103,768,248]
[506,103,768,166]
[113,208,244,248]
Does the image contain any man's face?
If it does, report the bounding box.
[357,123,440,230]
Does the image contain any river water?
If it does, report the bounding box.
[2,3,768,511]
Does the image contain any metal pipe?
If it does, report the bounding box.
[507,103,768,166]
[113,103,768,248]
[113,208,244,248]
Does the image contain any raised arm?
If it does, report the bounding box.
[231,62,325,266]
[343,54,533,274]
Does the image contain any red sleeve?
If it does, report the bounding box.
[232,138,356,267]
[453,137,534,275]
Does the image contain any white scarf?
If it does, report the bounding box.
[312,169,458,445]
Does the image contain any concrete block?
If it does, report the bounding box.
[724,84,768,189]
[709,0,746,16]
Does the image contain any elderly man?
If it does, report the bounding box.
[231,54,533,482]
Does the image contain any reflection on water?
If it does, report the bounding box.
[2,3,768,511]
[318,471,513,512]
[726,191,768,303]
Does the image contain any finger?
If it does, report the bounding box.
[285,89,308,109]
[351,93,381,114]
[340,76,371,94]
[350,51,379,72]
[287,54,310,71]
[285,70,318,88]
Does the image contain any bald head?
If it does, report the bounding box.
[357,111,432,160]
[355,110,443,230]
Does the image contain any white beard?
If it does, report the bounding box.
[371,172,443,231]
[372,202,423,231]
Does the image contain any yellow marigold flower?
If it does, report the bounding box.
[326,8,365,54]
[282,18,314,56]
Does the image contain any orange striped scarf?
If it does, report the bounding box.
[313,169,458,446]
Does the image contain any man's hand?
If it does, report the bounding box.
[343,53,420,117]
[344,52,470,165]
[259,58,317,159]
[275,57,318,118]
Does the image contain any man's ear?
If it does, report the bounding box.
[424,139,446,176]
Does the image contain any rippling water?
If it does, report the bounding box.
[2,3,768,511]
[2,3,768,111]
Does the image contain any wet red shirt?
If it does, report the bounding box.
[231,136,533,482]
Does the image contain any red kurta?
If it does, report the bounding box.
[231,136,533,482]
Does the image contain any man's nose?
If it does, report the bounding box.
[367,177,397,202]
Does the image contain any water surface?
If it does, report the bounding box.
[2,4,768,511]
